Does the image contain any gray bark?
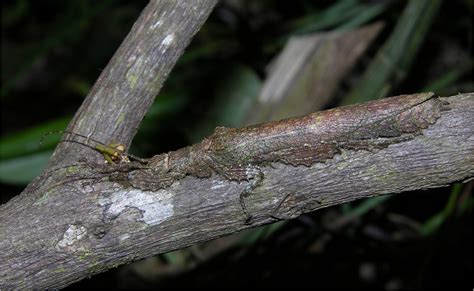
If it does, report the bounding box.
[49,0,218,169]
[1,93,472,289]
[0,0,473,289]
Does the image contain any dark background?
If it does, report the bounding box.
[1,0,472,288]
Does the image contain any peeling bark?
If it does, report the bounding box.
[0,0,473,289]
[1,93,473,288]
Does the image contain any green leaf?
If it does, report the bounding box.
[287,0,360,34]
[238,221,287,246]
[134,92,187,137]
[423,65,473,93]
[0,117,70,160]
[145,94,188,120]
[342,0,442,104]
[344,195,392,217]
[420,184,462,236]
[0,151,52,185]
[190,64,262,141]
[287,0,386,36]
[214,65,262,127]
[337,3,386,30]
[162,250,188,266]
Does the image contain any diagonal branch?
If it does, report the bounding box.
[49,0,218,168]
[1,1,473,289]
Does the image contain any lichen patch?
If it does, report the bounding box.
[56,224,88,251]
[99,188,174,226]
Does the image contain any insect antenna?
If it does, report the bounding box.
[40,130,147,163]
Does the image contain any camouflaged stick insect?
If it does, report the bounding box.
[35,93,447,224]
[39,130,260,224]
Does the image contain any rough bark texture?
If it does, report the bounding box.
[1,93,473,288]
[49,0,218,169]
[1,0,473,289]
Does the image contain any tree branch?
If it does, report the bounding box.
[1,1,473,289]
[1,92,473,288]
[49,0,218,168]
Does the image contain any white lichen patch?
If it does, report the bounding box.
[56,224,87,250]
[99,188,174,226]
[161,34,175,50]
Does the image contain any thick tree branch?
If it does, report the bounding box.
[1,1,473,289]
[1,92,473,288]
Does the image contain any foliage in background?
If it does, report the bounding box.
[1,0,472,288]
